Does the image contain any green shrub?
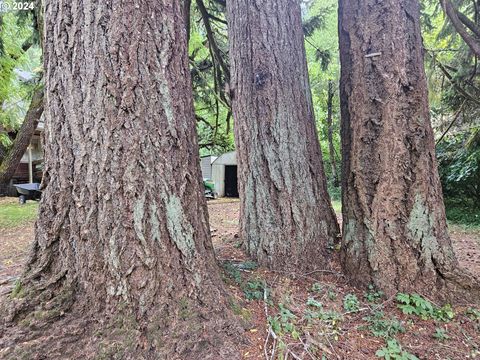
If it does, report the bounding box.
[375,339,419,360]
[364,284,384,303]
[396,293,454,321]
[362,311,405,339]
[343,293,360,312]
[243,280,267,301]
[433,327,449,341]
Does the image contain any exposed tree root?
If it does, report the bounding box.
[442,266,480,304]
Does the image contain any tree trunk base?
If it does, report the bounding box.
[342,253,480,305]
[1,245,243,360]
[1,285,242,359]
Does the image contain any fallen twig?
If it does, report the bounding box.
[286,350,303,360]
[263,281,278,360]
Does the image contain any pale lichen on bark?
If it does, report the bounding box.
[164,193,196,261]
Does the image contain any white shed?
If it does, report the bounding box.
[211,151,238,198]
[200,155,217,180]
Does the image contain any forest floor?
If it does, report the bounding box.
[0,197,479,359]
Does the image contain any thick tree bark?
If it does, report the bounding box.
[0,1,241,359]
[327,80,339,188]
[227,0,340,271]
[0,87,44,193]
[184,0,192,46]
[339,0,480,301]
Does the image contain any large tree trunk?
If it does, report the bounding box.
[326,80,339,188]
[0,87,44,194]
[339,0,480,301]
[0,1,241,359]
[227,0,340,271]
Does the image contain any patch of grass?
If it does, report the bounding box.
[328,184,342,202]
[10,279,25,298]
[229,297,252,322]
[0,200,38,229]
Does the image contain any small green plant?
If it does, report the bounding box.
[222,261,258,286]
[327,289,337,300]
[396,293,454,321]
[235,261,258,271]
[306,297,323,309]
[222,261,242,284]
[434,304,455,322]
[305,308,342,323]
[364,284,384,303]
[396,293,433,319]
[375,339,419,360]
[311,283,323,293]
[10,280,25,299]
[243,280,267,301]
[343,293,360,312]
[465,307,480,320]
[268,304,299,339]
[362,311,405,339]
[433,327,450,341]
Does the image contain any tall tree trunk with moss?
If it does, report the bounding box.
[227,0,340,271]
[339,0,480,301]
[0,1,241,358]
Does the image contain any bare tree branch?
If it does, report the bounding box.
[196,0,230,80]
[441,0,480,57]
[456,7,480,38]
